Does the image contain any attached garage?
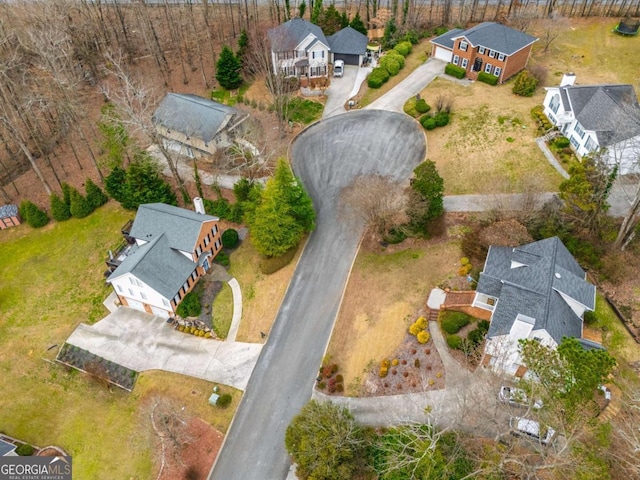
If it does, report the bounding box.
[126,298,144,311]
[151,305,171,318]
[333,52,360,66]
[432,45,453,63]
[328,26,369,67]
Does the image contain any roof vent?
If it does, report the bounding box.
[555,272,561,279]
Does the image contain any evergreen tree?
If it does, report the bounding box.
[104,166,128,203]
[407,160,444,234]
[216,46,243,90]
[299,0,307,18]
[70,188,93,218]
[61,182,73,208]
[350,11,368,35]
[50,193,71,221]
[340,11,349,28]
[19,200,49,228]
[85,179,109,210]
[311,0,323,24]
[98,103,129,168]
[382,17,397,48]
[318,4,342,35]
[236,29,249,65]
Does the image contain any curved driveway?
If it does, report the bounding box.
[209,110,426,479]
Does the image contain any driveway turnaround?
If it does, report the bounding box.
[209,110,427,480]
[66,308,261,391]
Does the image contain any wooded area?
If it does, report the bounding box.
[0,0,638,205]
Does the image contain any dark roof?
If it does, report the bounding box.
[152,93,243,143]
[0,439,16,456]
[0,204,18,219]
[129,203,218,253]
[268,18,329,52]
[451,22,538,55]
[327,26,368,55]
[561,84,640,146]
[107,234,196,300]
[477,237,595,344]
[430,28,464,49]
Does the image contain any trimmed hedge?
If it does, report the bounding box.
[385,50,405,68]
[554,136,570,148]
[445,64,466,79]
[441,311,471,334]
[434,111,450,127]
[379,56,401,76]
[393,41,412,56]
[512,70,538,97]
[176,290,202,318]
[446,334,462,349]
[215,251,230,267]
[415,99,431,114]
[421,115,437,130]
[367,67,390,88]
[477,71,499,86]
[221,228,239,249]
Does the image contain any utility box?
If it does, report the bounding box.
[208,393,220,406]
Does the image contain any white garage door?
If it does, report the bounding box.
[126,298,144,311]
[151,306,171,318]
[433,46,453,63]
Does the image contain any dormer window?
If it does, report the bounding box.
[459,41,468,51]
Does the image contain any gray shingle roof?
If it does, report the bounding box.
[451,22,538,55]
[0,204,18,219]
[129,203,217,253]
[562,84,640,146]
[268,18,329,52]
[477,237,595,344]
[107,234,196,300]
[327,26,368,55]
[430,28,464,49]
[153,93,243,143]
[0,439,16,456]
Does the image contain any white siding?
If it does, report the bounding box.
[111,273,174,316]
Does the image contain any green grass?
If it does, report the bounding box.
[211,83,250,106]
[212,282,233,338]
[0,202,240,478]
[286,97,324,124]
[592,292,640,362]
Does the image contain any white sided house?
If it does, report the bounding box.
[472,237,597,377]
[268,18,330,78]
[106,201,222,319]
[542,74,640,175]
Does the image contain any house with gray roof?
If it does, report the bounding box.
[153,93,248,160]
[268,18,331,78]
[543,74,640,175]
[430,22,537,83]
[106,201,222,319]
[472,237,596,376]
[327,26,369,66]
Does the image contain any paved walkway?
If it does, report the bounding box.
[535,137,570,179]
[226,278,243,342]
[66,307,261,391]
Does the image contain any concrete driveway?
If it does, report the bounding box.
[322,65,372,119]
[209,110,427,480]
[66,308,261,390]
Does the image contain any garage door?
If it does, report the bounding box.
[126,298,144,311]
[334,53,359,66]
[433,46,453,63]
[151,306,171,318]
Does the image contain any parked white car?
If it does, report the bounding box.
[499,386,543,410]
[333,60,344,77]
[509,416,556,445]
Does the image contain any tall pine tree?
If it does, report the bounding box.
[216,46,243,90]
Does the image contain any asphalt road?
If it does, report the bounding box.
[209,110,427,479]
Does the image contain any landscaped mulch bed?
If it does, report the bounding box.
[56,343,138,391]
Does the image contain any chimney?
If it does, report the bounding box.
[560,72,576,87]
[194,197,205,215]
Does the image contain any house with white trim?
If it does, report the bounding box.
[472,237,597,377]
[542,74,640,175]
[430,22,537,83]
[106,201,222,319]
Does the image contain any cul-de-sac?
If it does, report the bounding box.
[1,1,640,479]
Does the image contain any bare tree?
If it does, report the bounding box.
[218,117,275,180]
[147,397,192,480]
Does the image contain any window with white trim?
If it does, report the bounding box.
[494,66,502,77]
[174,294,181,304]
[479,46,486,54]
[585,137,597,151]
[212,225,219,236]
[214,239,222,250]
[570,136,580,148]
[498,53,505,61]
[488,50,495,58]
[549,94,560,114]
[196,246,202,256]
[191,270,197,281]
[204,235,210,247]
[162,299,170,307]
[484,63,492,73]
[452,55,459,65]
[183,281,189,292]
[573,122,585,139]
[459,41,468,51]
[461,58,468,68]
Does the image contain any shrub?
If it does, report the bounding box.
[221,228,239,249]
[441,311,471,334]
[69,189,93,218]
[554,136,570,148]
[259,245,297,274]
[477,71,499,85]
[216,393,232,408]
[335,374,343,383]
[50,193,71,221]
[512,70,538,97]
[584,311,598,325]
[379,55,401,76]
[391,358,399,366]
[447,334,462,350]
[421,116,437,130]
[19,200,49,228]
[336,384,344,392]
[415,99,431,114]
[401,359,407,365]
[477,320,490,334]
[468,328,485,346]
[330,364,338,374]
[394,41,412,56]
[15,443,35,456]
[204,198,232,219]
[383,226,407,244]
[367,67,390,88]
[379,367,388,378]
[414,359,420,368]
[417,330,430,344]
[215,251,230,267]
[434,111,450,127]
[85,178,109,210]
[408,316,427,336]
[176,291,202,318]
[385,50,405,68]
[445,64,466,79]
[381,359,390,368]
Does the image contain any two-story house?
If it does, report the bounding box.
[268,18,331,78]
[153,93,248,160]
[542,74,640,175]
[431,22,537,83]
[472,237,597,377]
[106,201,222,319]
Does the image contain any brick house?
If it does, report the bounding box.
[106,200,222,319]
[430,22,537,83]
